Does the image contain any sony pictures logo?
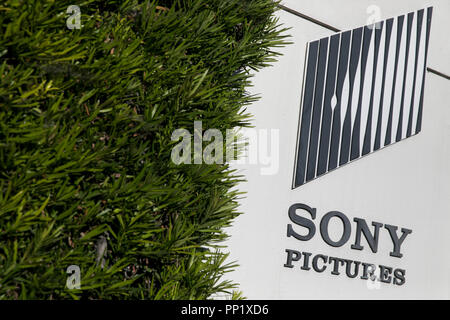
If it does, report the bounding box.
[293,7,433,188]
[283,203,412,287]
[284,8,432,289]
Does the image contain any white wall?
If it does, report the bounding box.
[224,0,450,299]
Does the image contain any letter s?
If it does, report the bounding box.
[287,203,316,241]
[393,268,406,286]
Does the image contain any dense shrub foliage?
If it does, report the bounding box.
[0,0,288,299]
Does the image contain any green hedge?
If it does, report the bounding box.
[0,0,288,299]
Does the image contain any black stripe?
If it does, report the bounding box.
[340,27,363,166]
[374,18,393,151]
[317,34,340,177]
[306,38,329,182]
[328,30,352,171]
[397,12,414,142]
[385,15,405,146]
[351,26,373,160]
[294,41,319,187]
[363,22,384,155]
[407,9,424,137]
[416,7,433,134]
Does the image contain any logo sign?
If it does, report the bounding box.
[293,8,433,188]
[284,203,412,286]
